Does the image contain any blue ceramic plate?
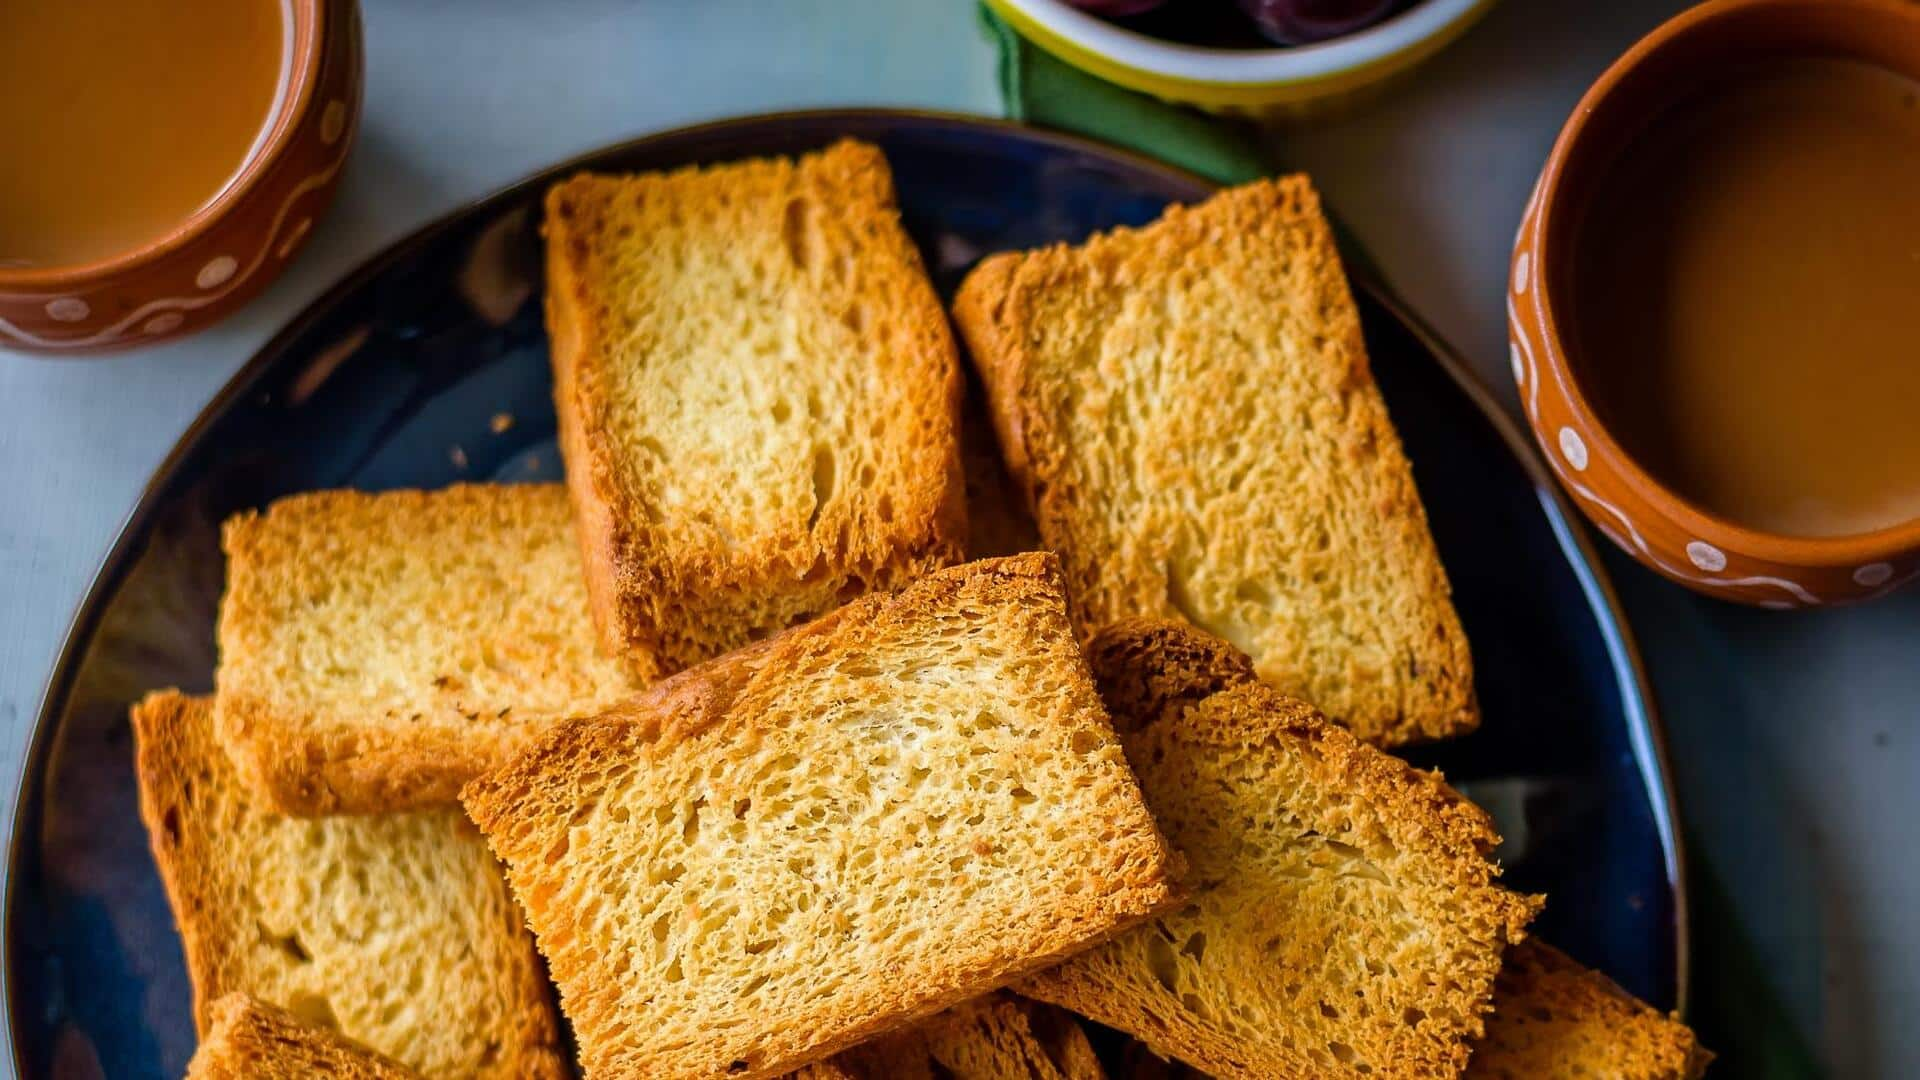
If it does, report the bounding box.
[2,110,1685,1077]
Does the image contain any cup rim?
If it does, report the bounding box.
[1530,0,1920,567]
[0,0,323,289]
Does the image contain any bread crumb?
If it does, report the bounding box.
[450,445,468,470]
[491,412,514,434]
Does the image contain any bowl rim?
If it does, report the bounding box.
[0,0,323,289]
[987,0,1496,100]
[1527,0,1920,569]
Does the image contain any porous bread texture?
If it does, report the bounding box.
[1019,620,1539,1080]
[462,554,1180,1080]
[795,994,1104,1080]
[187,993,420,1079]
[953,175,1474,747]
[1466,941,1711,1080]
[215,483,636,815]
[545,137,967,678]
[133,693,566,1079]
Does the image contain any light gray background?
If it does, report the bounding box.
[0,2,1913,1075]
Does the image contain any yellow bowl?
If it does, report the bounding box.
[987,0,1498,117]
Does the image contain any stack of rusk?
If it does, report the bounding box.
[137,139,1709,1080]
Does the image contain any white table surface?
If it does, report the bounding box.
[1,1,1914,1075]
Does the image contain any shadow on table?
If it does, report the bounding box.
[1605,543,1920,1079]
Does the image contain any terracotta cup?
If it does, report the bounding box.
[0,0,362,355]
[1510,0,1920,609]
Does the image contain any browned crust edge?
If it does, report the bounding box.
[543,177,647,677]
[1475,941,1713,1080]
[189,993,420,1079]
[212,693,518,816]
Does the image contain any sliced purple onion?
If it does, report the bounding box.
[1237,0,1403,45]
[1061,0,1169,16]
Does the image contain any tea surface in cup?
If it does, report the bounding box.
[0,0,288,270]
[1572,57,1920,539]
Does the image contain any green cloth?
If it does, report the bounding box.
[981,6,1823,1075]
[980,4,1267,185]
[1690,851,1825,1078]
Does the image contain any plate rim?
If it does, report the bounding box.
[0,107,1689,1071]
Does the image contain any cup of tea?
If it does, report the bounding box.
[0,0,362,354]
[1511,0,1920,607]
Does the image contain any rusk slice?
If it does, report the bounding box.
[1466,941,1711,1079]
[953,176,1473,746]
[215,483,635,814]
[545,138,966,679]
[462,554,1179,1080]
[186,993,419,1079]
[1019,620,1538,1079]
[134,693,566,1079]
[796,994,1105,1079]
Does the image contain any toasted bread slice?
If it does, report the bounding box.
[462,554,1179,1080]
[953,177,1473,746]
[187,993,419,1079]
[1018,620,1538,1079]
[215,483,636,814]
[545,138,966,678]
[133,693,566,1079]
[1467,941,1711,1079]
[799,995,1104,1080]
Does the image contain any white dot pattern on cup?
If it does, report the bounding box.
[1558,426,1588,471]
[143,313,184,335]
[321,100,348,145]
[196,256,238,290]
[1514,251,1531,294]
[44,297,89,322]
[1853,562,1894,587]
[1686,541,1727,572]
[1510,342,1525,387]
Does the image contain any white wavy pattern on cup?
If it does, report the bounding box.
[1508,177,1550,435]
[1508,297,1539,422]
[1511,179,1826,607]
[0,111,355,350]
